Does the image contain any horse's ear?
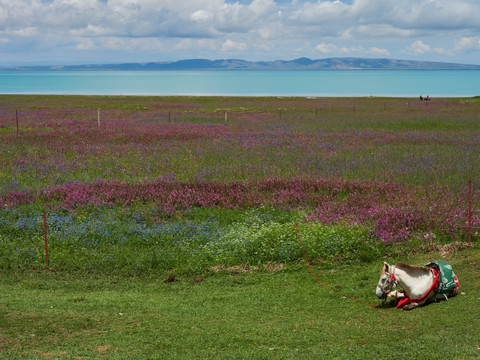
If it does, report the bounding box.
[383,262,390,273]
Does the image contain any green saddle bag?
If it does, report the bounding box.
[425,260,459,296]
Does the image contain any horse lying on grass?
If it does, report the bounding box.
[376,260,459,310]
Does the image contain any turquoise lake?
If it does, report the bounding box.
[1,70,479,97]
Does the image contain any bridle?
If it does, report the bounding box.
[378,265,398,304]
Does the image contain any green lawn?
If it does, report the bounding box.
[1,247,479,359]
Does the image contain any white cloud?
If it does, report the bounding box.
[355,24,415,38]
[316,42,341,54]
[69,25,114,37]
[215,0,278,33]
[0,0,480,65]
[190,10,214,22]
[288,0,480,39]
[454,37,480,51]
[368,47,390,56]
[407,40,447,55]
[10,27,38,37]
[221,39,247,52]
[316,42,389,57]
[76,36,164,52]
[0,0,279,38]
[291,0,351,24]
[408,40,432,54]
[2,1,480,40]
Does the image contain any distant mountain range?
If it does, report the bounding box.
[4,57,480,70]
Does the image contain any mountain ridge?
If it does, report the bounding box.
[4,57,480,70]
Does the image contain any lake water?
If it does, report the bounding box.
[1,70,479,97]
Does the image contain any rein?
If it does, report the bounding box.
[294,223,377,308]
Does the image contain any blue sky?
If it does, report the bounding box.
[1,0,480,66]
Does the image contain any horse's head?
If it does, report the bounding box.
[376,262,397,299]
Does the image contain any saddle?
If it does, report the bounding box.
[425,260,459,297]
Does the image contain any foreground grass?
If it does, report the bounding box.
[1,247,479,359]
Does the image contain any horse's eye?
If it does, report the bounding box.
[380,278,386,284]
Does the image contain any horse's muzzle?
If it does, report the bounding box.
[376,286,386,299]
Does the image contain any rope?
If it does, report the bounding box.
[294,223,377,308]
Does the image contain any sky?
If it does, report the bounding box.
[1,0,480,66]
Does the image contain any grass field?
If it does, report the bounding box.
[1,95,479,358]
[1,248,479,359]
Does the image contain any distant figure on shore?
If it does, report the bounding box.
[425,95,430,101]
[419,94,423,101]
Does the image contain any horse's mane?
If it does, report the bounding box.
[396,263,430,274]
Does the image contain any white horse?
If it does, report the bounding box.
[376,261,458,310]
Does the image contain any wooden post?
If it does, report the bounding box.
[224,112,227,124]
[168,112,171,123]
[43,211,49,268]
[468,179,472,246]
[97,109,101,127]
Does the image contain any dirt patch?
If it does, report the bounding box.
[33,350,67,357]
[211,264,283,273]
[263,264,284,271]
[93,345,113,355]
[395,241,472,257]
[164,274,178,283]
[434,241,472,256]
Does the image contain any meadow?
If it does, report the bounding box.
[1,95,479,358]
[0,95,478,271]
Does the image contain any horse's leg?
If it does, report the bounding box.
[387,290,404,306]
[403,302,420,311]
[387,290,404,298]
[404,296,432,310]
[429,294,448,303]
[406,293,444,309]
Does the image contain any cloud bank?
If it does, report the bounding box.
[1,0,479,65]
